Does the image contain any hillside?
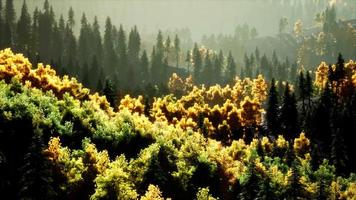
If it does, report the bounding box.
[0,49,355,199]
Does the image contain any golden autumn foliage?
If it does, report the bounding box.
[149,73,267,138]
[0,49,115,115]
[1,48,355,199]
[314,60,356,94]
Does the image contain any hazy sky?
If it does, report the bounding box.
[13,0,302,40]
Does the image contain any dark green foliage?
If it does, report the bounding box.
[193,43,202,84]
[266,78,279,137]
[103,79,117,107]
[280,83,299,140]
[18,131,57,200]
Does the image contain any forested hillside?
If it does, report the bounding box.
[0,0,355,199]
[0,49,355,199]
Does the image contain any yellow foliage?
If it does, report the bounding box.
[119,95,145,115]
[141,185,165,200]
[293,132,310,156]
[341,183,356,200]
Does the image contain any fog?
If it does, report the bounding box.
[14,0,346,40]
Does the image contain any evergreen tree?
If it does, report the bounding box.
[117,24,127,82]
[185,50,191,73]
[16,0,31,53]
[193,43,202,84]
[165,36,171,61]
[202,51,213,85]
[174,34,180,68]
[103,79,117,108]
[226,51,236,82]
[298,71,306,112]
[103,17,116,74]
[5,0,15,27]
[244,53,252,78]
[18,132,57,200]
[266,78,280,137]
[140,50,149,85]
[151,31,165,84]
[260,54,270,80]
[78,13,91,65]
[254,47,260,64]
[212,50,223,84]
[128,26,141,86]
[91,16,103,65]
[280,83,299,140]
[51,15,65,64]
[38,0,54,62]
[67,7,74,30]
[305,71,313,108]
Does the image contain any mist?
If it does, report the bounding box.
[14,0,354,41]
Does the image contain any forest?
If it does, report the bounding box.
[0,0,355,199]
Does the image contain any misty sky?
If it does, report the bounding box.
[14,0,307,40]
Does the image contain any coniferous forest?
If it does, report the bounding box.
[0,0,356,199]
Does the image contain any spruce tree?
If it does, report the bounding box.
[18,132,57,200]
[174,34,180,68]
[78,13,90,65]
[298,71,306,112]
[280,83,299,140]
[226,51,236,82]
[117,24,127,82]
[193,43,202,84]
[103,17,115,74]
[16,0,31,53]
[266,78,279,137]
[103,79,117,108]
[202,51,213,85]
[305,71,313,108]
[140,50,149,85]
[91,16,103,64]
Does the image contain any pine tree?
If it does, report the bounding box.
[38,0,54,62]
[185,50,191,73]
[16,0,31,53]
[255,47,260,64]
[298,71,306,112]
[140,50,149,85]
[165,36,171,61]
[193,43,202,84]
[202,50,213,85]
[266,78,280,137]
[305,71,313,108]
[103,17,116,74]
[67,7,74,30]
[103,79,117,108]
[78,13,90,65]
[117,24,127,81]
[280,83,299,140]
[244,53,252,78]
[174,34,180,68]
[226,51,236,82]
[18,132,57,200]
[5,0,15,27]
[91,16,103,65]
